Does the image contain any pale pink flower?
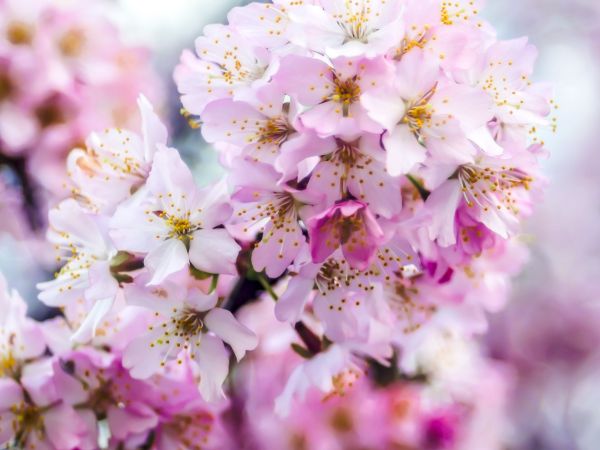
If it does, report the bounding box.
[4,357,93,449]
[175,24,272,116]
[200,87,326,167]
[122,275,257,401]
[110,147,240,285]
[228,159,318,278]
[425,151,538,244]
[362,49,494,175]
[286,0,405,58]
[302,134,403,218]
[67,95,167,213]
[465,37,553,151]
[37,198,119,343]
[389,0,489,68]
[274,341,391,417]
[274,55,391,137]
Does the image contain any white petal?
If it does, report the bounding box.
[71,296,115,344]
[468,126,504,156]
[384,125,427,176]
[204,308,258,361]
[361,88,406,131]
[189,229,240,275]
[193,334,229,402]
[138,95,168,162]
[145,239,189,285]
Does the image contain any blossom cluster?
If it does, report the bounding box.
[0,0,161,235]
[28,0,553,447]
[0,272,228,450]
[173,0,551,407]
[231,297,510,450]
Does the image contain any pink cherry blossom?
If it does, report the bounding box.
[67,95,167,213]
[37,198,119,343]
[122,274,257,401]
[174,24,271,116]
[110,147,241,285]
[228,159,317,278]
[362,49,495,175]
[287,0,404,58]
[308,200,385,270]
[302,134,403,218]
[274,55,391,137]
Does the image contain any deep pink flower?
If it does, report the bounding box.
[308,200,385,270]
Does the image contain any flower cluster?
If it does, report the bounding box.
[229,297,511,450]
[0,0,162,235]
[0,272,228,450]
[37,98,257,407]
[172,0,552,408]
[31,0,553,445]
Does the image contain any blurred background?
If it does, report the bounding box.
[1,0,599,448]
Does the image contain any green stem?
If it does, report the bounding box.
[406,174,431,201]
[256,273,278,301]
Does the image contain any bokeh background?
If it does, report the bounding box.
[1,0,599,448]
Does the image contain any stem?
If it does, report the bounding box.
[256,272,278,301]
[406,174,430,201]
[294,322,322,355]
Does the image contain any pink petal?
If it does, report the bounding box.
[384,125,427,175]
[204,308,258,361]
[145,239,189,285]
[189,228,240,275]
[193,334,229,402]
[138,94,168,161]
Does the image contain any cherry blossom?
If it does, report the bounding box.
[110,147,241,285]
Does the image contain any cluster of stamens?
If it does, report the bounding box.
[148,306,207,366]
[440,1,479,26]
[458,164,533,214]
[388,279,437,334]
[403,85,437,136]
[332,1,376,42]
[330,75,361,116]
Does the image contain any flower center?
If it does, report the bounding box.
[330,139,363,167]
[0,351,17,378]
[154,211,196,239]
[331,76,361,107]
[59,28,86,57]
[175,307,205,338]
[458,164,533,213]
[35,101,66,128]
[168,217,193,236]
[339,16,369,42]
[258,116,294,146]
[12,403,45,446]
[6,21,33,45]
[404,104,432,132]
